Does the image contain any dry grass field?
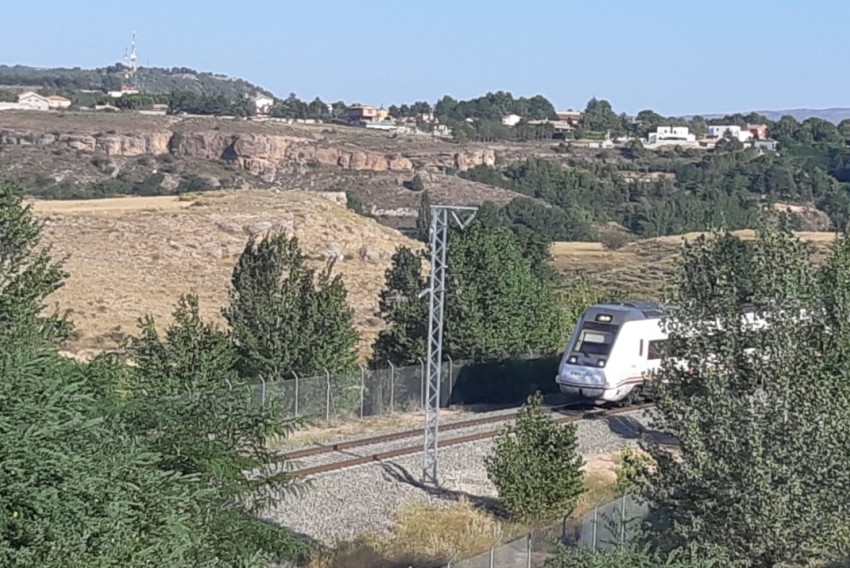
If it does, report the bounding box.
[32,190,422,361]
[550,229,839,299]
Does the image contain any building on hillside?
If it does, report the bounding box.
[528,118,575,137]
[16,91,50,111]
[252,94,274,114]
[46,95,72,109]
[747,123,769,140]
[108,86,140,98]
[753,138,779,152]
[645,126,697,148]
[501,113,522,127]
[555,109,583,125]
[706,125,753,143]
[346,103,389,124]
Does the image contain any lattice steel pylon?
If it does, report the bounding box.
[420,204,478,486]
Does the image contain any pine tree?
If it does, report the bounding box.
[370,246,428,367]
[372,223,565,364]
[485,392,584,525]
[222,232,359,380]
[444,223,565,360]
[0,182,71,344]
[416,190,432,243]
[121,293,310,565]
[640,215,850,566]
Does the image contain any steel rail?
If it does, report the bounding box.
[288,402,654,478]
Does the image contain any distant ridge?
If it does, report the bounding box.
[0,64,274,98]
[680,107,850,124]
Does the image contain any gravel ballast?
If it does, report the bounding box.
[261,407,655,546]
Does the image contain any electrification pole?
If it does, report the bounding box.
[420,204,478,486]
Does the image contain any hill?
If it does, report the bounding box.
[682,107,850,124]
[0,64,273,98]
[550,230,838,299]
[33,190,421,362]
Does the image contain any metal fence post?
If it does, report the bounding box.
[620,494,626,547]
[418,357,425,410]
[526,532,532,568]
[592,503,599,551]
[359,364,366,419]
[325,368,331,423]
[489,545,495,568]
[447,354,453,405]
[293,371,299,418]
[388,361,395,415]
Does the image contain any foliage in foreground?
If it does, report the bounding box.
[0,182,311,566]
[639,214,850,566]
[485,392,584,526]
[546,543,730,568]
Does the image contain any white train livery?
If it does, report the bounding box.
[554,300,768,404]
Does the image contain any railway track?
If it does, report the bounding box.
[284,401,654,478]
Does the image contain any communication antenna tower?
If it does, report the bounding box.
[419,204,478,487]
[122,31,138,89]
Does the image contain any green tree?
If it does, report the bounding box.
[416,190,432,243]
[370,246,428,367]
[444,223,565,360]
[0,182,72,344]
[120,293,310,565]
[0,181,283,567]
[410,173,425,192]
[485,392,584,525]
[640,215,850,566]
[222,232,359,380]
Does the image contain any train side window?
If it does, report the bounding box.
[639,339,644,357]
[647,339,667,360]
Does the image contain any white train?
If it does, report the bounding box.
[554,301,767,404]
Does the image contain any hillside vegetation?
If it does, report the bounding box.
[0,63,271,97]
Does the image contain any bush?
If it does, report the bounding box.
[600,231,629,250]
[485,392,584,525]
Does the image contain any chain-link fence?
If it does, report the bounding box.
[447,494,649,568]
[248,351,563,423]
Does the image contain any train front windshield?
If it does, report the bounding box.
[574,325,616,356]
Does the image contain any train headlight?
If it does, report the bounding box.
[568,355,577,364]
[597,359,606,367]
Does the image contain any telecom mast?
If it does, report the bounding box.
[122,31,138,90]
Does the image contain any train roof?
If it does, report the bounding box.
[584,300,759,325]
[583,301,670,324]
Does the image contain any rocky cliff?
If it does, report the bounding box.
[0,127,497,181]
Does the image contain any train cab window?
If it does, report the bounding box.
[639,339,644,357]
[647,339,667,360]
[576,327,615,356]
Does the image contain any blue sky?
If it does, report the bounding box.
[1,0,845,116]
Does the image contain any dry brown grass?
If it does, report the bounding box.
[551,230,839,299]
[309,451,625,568]
[32,190,420,362]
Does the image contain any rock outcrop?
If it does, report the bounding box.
[0,127,497,181]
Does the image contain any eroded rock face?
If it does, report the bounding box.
[0,127,499,181]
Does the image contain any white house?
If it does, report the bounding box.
[501,113,522,127]
[16,91,50,111]
[646,126,697,148]
[707,125,753,143]
[253,94,274,114]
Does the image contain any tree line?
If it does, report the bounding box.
[459,125,850,241]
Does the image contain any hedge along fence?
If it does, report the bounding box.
[251,352,564,423]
